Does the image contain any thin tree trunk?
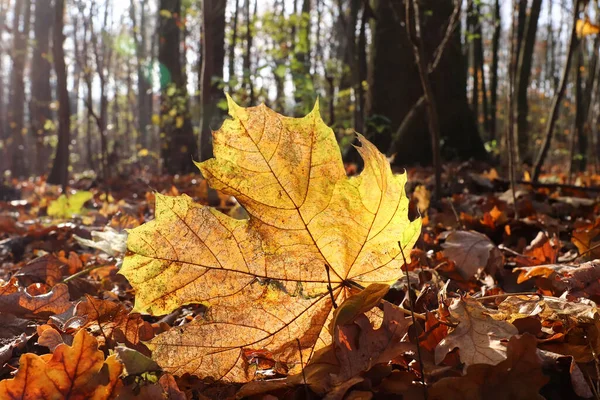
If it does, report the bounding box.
[568,45,583,182]
[31,0,53,175]
[8,0,31,177]
[489,0,500,141]
[48,0,70,187]
[0,0,9,166]
[131,0,151,150]
[242,0,253,103]
[228,0,239,91]
[473,1,489,135]
[532,0,581,182]
[159,0,198,173]
[356,3,368,135]
[467,0,478,117]
[406,0,441,199]
[292,0,312,115]
[199,0,226,162]
[514,0,542,164]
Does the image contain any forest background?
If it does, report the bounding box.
[0,0,597,186]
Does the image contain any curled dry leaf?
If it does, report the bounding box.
[441,230,503,279]
[435,296,518,367]
[0,329,123,400]
[120,97,421,381]
[514,260,600,297]
[429,334,548,400]
[74,227,128,257]
[0,278,71,318]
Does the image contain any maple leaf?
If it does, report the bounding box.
[435,296,518,367]
[0,329,123,400]
[120,97,421,381]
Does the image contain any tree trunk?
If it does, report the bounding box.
[199,0,226,162]
[356,4,368,135]
[532,0,581,181]
[242,0,254,103]
[159,0,198,173]
[514,0,542,164]
[473,1,489,136]
[367,0,486,165]
[228,0,239,91]
[131,0,152,150]
[489,0,500,141]
[48,0,70,187]
[569,45,586,177]
[0,0,8,173]
[8,0,31,178]
[292,0,312,115]
[30,0,53,175]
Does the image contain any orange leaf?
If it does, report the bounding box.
[0,329,123,400]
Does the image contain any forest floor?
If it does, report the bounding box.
[1,161,600,399]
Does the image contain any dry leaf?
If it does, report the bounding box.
[0,278,71,318]
[498,295,596,323]
[333,302,413,385]
[429,334,548,400]
[441,230,503,279]
[120,97,421,381]
[329,283,389,332]
[0,329,123,400]
[14,254,64,286]
[435,297,518,367]
[75,296,153,346]
[571,218,600,260]
[239,300,413,398]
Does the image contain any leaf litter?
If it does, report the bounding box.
[0,99,599,398]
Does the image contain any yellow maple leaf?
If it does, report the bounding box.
[120,95,421,382]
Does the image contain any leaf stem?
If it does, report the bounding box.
[61,264,108,283]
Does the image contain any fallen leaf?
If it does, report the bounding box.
[329,283,389,332]
[333,302,414,385]
[14,254,64,286]
[429,334,548,400]
[441,230,503,279]
[75,296,153,346]
[571,218,600,260]
[0,278,71,318]
[498,295,596,324]
[0,329,123,400]
[115,346,161,376]
[74,227,128,257]
[435,296,518,367]
[37,325,65,351]
[47,191,93,218]
[120,97,421,381]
